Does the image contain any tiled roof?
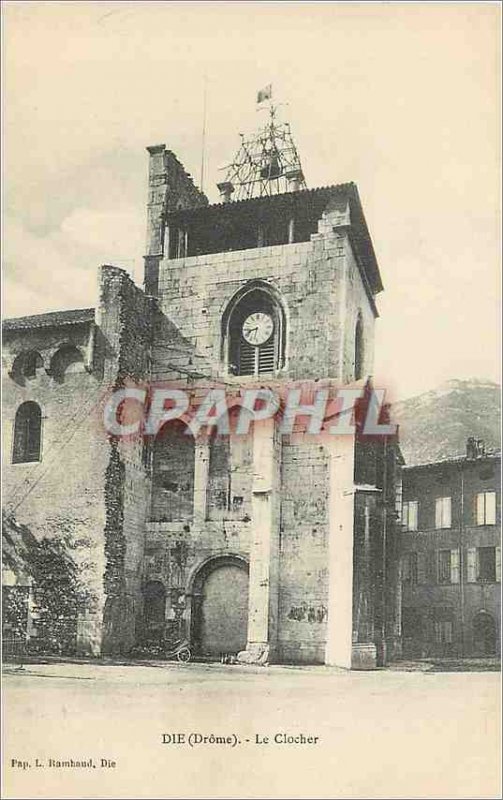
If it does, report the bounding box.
[3,307,95,332]
[403,450,501,470]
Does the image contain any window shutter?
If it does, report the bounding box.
[486,492,496,525]
[444,497,452,529]
[467,547,477,583]
[435,499,442,529]
[476,492,485,525]
[258,337,275,374]
[410,501,418,531]
[450,548,460,584]
[496,546,501,583]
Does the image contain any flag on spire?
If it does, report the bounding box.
[257,84,272,104]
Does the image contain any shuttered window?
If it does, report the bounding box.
[450,548,460,584]
[476,492,496,525]
[438,550,451,584]
[435,496,452,529]
[467,547,477,583]
[478,547,497,582]
[434,620,453,644]
[12,402,42,464]
[402,500,418,531]
[467,547,500,583]
[438,549,460,584]
[237,336,276,376]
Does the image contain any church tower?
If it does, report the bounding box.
[139,98,401,668]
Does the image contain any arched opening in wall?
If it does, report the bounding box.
[50,345,85,383]
[150,419,195,522]
[354,313,364,381]
[143,580,166,642]
[472,610,497,656]
[12,401,42,464]
[223,284,286,377]
[190,556,249,658]
[10,351,44,386]
[206,406,253,521]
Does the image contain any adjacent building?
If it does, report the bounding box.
[400,439,501,658]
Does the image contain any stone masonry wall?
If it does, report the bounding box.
[2,322,108,655]
[277,437,330,663]
[145,145,208,295]
[155,222,376,385]
[98,266,154,655]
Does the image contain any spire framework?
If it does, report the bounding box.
[220,103,307,201]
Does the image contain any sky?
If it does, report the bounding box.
[3,1,501,401]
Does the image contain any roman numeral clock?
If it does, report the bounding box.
[237,311,276,376]
[242,312,274,346]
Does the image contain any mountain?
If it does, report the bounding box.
[392,379,501,466]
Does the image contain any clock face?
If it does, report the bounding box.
[242,312,274,346]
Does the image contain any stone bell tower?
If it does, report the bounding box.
[139,99,401,668]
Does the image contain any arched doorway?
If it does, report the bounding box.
[472,611,497,656]
[190,556,249,658]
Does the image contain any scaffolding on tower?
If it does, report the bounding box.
[218,95,307,202]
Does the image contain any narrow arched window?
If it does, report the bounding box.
[50,345,85,383]
[150,420,195,522]
[355,314,364,381]
[12,401,42,463]
[10,351,44,386]
[225,286,285,377]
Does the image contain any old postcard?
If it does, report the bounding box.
[2,2,501,799]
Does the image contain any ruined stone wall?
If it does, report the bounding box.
[3,265,155,656]
[145,145,208,295]
[98,266,154,655]
[2,323,108,655]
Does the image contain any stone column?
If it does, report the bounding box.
[352,488,381,669]
[243,417,281,662]
[325,432,382,670]
[325,433,356,668]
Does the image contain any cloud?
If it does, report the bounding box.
[3,204,144,318]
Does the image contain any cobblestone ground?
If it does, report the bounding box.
[2,661,501,799]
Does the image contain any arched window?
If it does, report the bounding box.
[50,345,85,383]
[150,420,195,522]
[354,314,364,381]
[12,401,42,463]
[10,351,44,386]
[224,285,286,377]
